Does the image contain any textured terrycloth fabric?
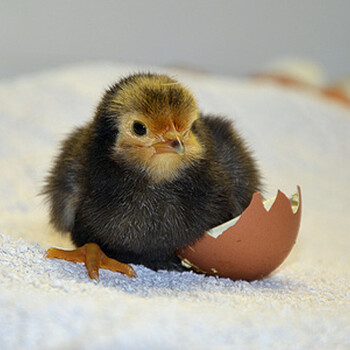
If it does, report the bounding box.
[0,62,349,349]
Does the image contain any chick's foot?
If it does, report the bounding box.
[45,243,136,281]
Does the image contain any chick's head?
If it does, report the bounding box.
[105,73,204,182]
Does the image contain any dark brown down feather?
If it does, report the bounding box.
[43,73,262,270]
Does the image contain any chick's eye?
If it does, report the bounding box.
[190,121,198,134]
[132,122,147,136]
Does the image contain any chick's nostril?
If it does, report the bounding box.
[171,140,180,148]
[171,139,185,155]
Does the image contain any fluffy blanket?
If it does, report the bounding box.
[0,62,349,349]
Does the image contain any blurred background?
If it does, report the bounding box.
[0,0,349,82]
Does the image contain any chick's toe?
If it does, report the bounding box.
[45,243,136,281]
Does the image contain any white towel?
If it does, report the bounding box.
[0,62,349,349]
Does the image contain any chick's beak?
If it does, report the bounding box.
[153,131,185,155]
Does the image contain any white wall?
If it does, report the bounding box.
[0,0,349,81]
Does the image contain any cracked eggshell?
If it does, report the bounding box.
[177,186,302,281]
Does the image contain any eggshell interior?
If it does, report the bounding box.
[177,186,302,281]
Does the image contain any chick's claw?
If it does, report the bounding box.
[45,243,137,281]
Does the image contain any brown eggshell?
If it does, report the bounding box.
[177,186,302,281]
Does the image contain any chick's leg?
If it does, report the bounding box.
[45,243,136,281]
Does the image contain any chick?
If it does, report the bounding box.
[43,73,262,280]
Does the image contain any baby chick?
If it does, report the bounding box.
[43,73,261,280]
